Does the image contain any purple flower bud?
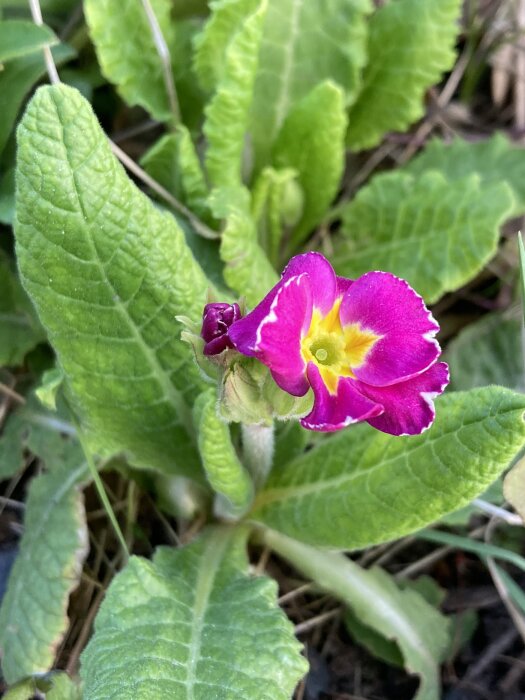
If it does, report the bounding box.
[201,302,241,356]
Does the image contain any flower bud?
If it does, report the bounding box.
[201,302,241,356]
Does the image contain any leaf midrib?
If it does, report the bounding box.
[185,528,233,699]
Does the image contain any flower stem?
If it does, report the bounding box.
[241,423,274,489]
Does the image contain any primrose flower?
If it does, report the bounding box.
[201,302,241,355]
[228,253,449,435]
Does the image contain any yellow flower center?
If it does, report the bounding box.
[301,298,380,394]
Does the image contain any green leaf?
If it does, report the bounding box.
[332,171,515,303]
[0,251,45,367]
[251,387,525,549]
[519,232,525,325]
[405,134,525,217]
[84,0,175,122]
[251,0,371,170]
[503,456,525,521]
[15,84,211,478]
[0,42,75,155]
[193,0,260,92]
[204,0,267,188]
[344,575,445,669]
[81,527,307,699]
[4,672,82,700]
[446,313,524,391]
[346,0,462,151]
[251,166,302,265]
[193,389,253,516]
[0,20,57,63]
[273,81,347,248]
[169,18,207,130]
[35,367,64,410]
[0,166,15,225]
[140,127,211,222]
[264,530,450,700]
[0,453,88,683]
[210,186,278,306]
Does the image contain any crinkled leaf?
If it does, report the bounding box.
[252,387,525,549]
[81,527,307,699]
[0,42,75,155]
[251,166,302,265]
[264,530,449,700]
[0,20,57,63]
[15,84,211,477]
[0,452,88,683]
[193,389,253,516]
[193,0,260,91]
[446,314,524,391]
[405,134,525,217]
[210,186,278,306]
[140,126,211,222]
[0,251,46,366]
[84,0,174,122]
[204,1,266,188]
[332,171,514,303]
[273,81,347,248]
[346,0,462,151]
[251,0,371,170]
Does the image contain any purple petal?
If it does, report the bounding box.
[340,272,441,386]
[228,282,285,357]
[301,362,383,432]
[356,362,450,436]
[336,276,353,296]
[282,252,337,314]
[230,274,312,397]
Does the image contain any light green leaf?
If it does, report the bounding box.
[193,389,253,516]
[4,672,82,700]
[0,20,57,63]
[332,171,515,303]
[344,576,445,669]
[503,456,525,521]
[84,0,174,122]
[140,126,211,222]
[264,529,450,700]
[0,251,45,367]
[193,0,260,92]
[347,0,462,151]
[210,186,278,306]
[0,42,75,155]
[251,387,525,549]
[204,0,267,188]
[273,81,347,248]
[169,17,207,130]
[81,527,307,699]
[15,84,211,477]
[405,134,525,217]
[35,367,64,411]
[446,313,524,391]
[0,453,88,683]
[519,232,525,325]
[251,166,302,265]
[251,0,371,170]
